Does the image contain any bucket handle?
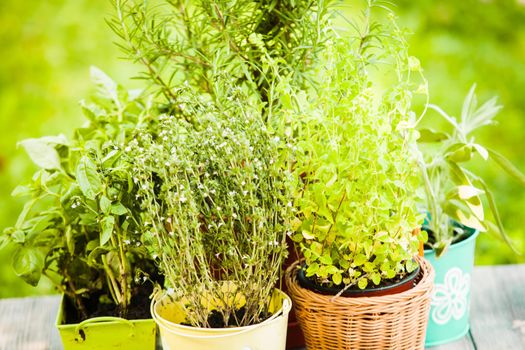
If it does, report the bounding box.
[154,298,291,340]
[74,317,135,342]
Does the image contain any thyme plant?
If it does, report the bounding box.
[2,69,158,320]
[283,7,427,291]
[131,82,293,327]
[416,85,525,256]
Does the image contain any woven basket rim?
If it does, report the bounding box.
[285,255,434,307]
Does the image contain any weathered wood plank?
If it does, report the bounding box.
[425,330,475,350]
[1,265,524,350]
[469,265,525,350]
[0,295,60,350]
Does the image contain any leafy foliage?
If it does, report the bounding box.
[131,80,293,327]
[2,70,158,319]
[108,0,334,118]
[281,6,426,291]
[416,86,525,256]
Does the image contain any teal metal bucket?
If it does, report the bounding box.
[424,225,479,347]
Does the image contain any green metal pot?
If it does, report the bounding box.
[56,295,157,350]
[424,225,479,347]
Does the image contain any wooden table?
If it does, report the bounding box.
[1,264,524,350]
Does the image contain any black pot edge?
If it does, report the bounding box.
[296,260,421,297]
[422,220,479,250]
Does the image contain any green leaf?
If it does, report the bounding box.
[457,185,484,200]
[90,66,118,104]
[332,272,342,285]
[12,247,44,286]
[76,156,102,200]
[100,195,111,214]
[417,128,448,143]
[371,273,381,285]
[110,203,128,215]
[445,143,472,163]
[477,179,520,254]
[357,277,368,289]
[353,254,367,266]
[305,263,319,277]
[18,138,62,170]
[472,144,488,160]
[100,216,115,246]
[319,254,332,265]
[12,230,25,244]
[86,239,100,252]
[11,185,33,197]
[65,226,75,255]
[488,148,525,187]
[80,100,106,121]
[15,199,37,229]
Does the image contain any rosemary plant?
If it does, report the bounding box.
[108,0,334,119]
[130,82,293,327]
[416,85,525,256]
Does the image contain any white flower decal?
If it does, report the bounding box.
[431,267,471,325]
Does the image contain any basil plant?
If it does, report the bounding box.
[2,68,159,320]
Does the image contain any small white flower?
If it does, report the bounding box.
[232,213,238,219]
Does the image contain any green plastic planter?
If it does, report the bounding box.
[56,295,157,350]
[424,225,479,347]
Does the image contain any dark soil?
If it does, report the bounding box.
[298,262,420,297]
[64,282,155,324]
[181,306,272,328]
[423,221,477,249]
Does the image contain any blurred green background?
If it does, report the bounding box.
[1,0,524,298]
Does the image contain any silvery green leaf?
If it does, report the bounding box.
[488,148,525,187]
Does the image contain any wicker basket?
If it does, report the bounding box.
[285,256,434,350]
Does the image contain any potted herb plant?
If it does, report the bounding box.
[281,6,434,349]
[416,85,525,346]
[2,68,160,349]
[130,79,293,349]
[109,0,335,346]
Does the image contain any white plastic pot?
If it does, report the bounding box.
[151,288,291,350]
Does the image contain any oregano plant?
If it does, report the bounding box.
[281,6,427,291]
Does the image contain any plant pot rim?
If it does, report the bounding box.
[286,255,434,305]
[151,287,291,333]
[423,223,480,255]
[296,260,421,297]
[55,294,154,330]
